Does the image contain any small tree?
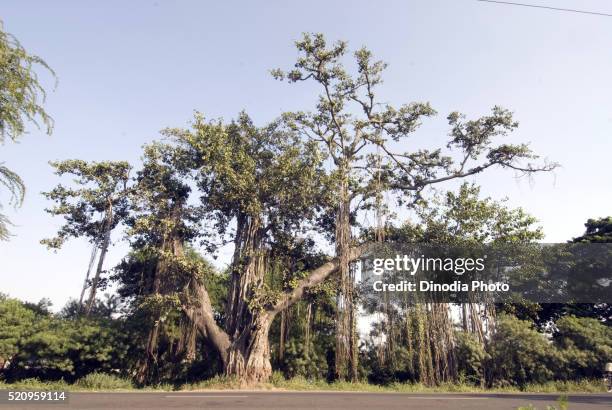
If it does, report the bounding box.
[42,160,131,315]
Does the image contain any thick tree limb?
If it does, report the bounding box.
[270,242,374,313]
[182,279,231,364]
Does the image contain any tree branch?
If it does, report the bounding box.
[270,242,374,313]
[182,279,231,364]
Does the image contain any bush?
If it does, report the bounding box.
[554,316,612,379]
[487,315,560,387]
[6,315,129,382]
[282,340,328,380]
[0,296,37,370]
[455,332,489,386]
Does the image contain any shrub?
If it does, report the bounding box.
[487,315,560,387]
[283,340,328,380]
[455,331,489,386]
[7,316,129,382]
[554,316,612,379]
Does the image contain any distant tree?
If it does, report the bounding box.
[573,217,612,243]
[534,217,612,326]
[41,160,131,315]
[568,218,612,323]
[60,294,121,320]
[0,22,55,239]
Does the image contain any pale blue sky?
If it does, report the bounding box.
[1,0,611,309]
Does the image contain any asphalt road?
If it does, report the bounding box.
[2,391,611,409]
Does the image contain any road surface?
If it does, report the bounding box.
[1,391,611,409]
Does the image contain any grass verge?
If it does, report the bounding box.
[0,374,607,393]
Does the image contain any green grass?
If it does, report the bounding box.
[265,377,606,394]
[0,375,606,393]
[0,374,172,392]
[0,378,73,391]
[75,372,134,390]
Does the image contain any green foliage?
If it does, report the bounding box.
[487,315,559,387]
[114,246,222,320]
[527,217,612,327]
[168,112,331,237]
[75,372,134,390]
[283,340,328,380]
[0,294,37,366]
[554,316,612,379]
[0,378,72,391]
[0,21,55,143]
[1,296,129,382]
[0,22,55,239]
[455,332,489,385]
[573,217,612,243]
[60,294,120,320]
[363,344,413,385]
[113,246,225,384]
[382,183,543,245]
[41,159,131,249]
[8,317,129,382]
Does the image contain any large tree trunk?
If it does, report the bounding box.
[224,313,273,383]
[186,279,275,384]
[221,212,274,382]
[226,213,265,338]
[185,239,373,384]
